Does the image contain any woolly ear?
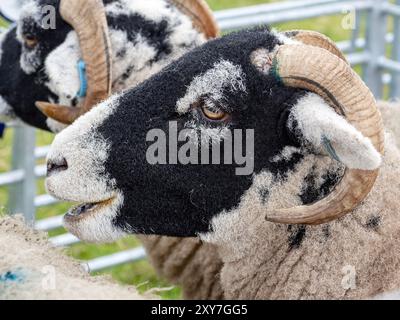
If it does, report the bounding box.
[288,93,382,170]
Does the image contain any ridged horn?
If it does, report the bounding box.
[169,0,219,39]
[265,43,384,225]
[36,0,112,125]
[285,30,347,63]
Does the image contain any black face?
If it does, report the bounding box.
[0,0,71,130]
[94,28,306,237]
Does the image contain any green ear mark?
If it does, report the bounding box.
[271,58,283,84]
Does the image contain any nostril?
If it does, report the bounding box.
[47,157,68,177]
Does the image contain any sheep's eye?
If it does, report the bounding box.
[200,104,228,121]
[23,35,38,49]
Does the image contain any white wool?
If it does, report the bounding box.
[106,0,171,23]
[47,93,120,203]
[46,94,126,242]
[0,215,152,300]
[377,101,400,148]
[199,131,400,299]
[110,30,158,90]
[45,31,82,103]
[176,60,247,114]
[105,0,205,90]
[289,93,382,170]
[18,0,40,23]
[270,146,301,163]
[199,169,277,254]
[271,28,301,45]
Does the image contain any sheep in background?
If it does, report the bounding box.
[0,214,153,299]
[0,0,223,300]
[43,27,400,299]
[0,0,217,131]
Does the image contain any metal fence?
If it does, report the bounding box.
[1,0,400,272]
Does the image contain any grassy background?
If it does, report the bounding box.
[0,0,366,299]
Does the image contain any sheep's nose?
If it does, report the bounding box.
[47,157,68,177]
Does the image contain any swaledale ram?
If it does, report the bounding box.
[44,26,400,299]
[0,0,223,299]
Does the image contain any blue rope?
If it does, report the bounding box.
[77,59,87,98]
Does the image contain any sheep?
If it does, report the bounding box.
[0,0,216,132]
[0,214,154,299]
[0,0,223,300]
[42,26,400,299]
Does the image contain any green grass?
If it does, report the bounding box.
[0,0,360,300]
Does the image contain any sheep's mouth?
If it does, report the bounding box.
[64,198,115,222]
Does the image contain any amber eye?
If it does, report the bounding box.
[23,35,38,49]
[201,105,228,121]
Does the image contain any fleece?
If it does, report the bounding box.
[45,27,400,299]
[0,215,153,300]
[139,235,224,300]
[205,131,400,299]
[0,0,223,300]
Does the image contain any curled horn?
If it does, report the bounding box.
[284,30,347,63]
[36,0,112,125]
[265,42,384,225]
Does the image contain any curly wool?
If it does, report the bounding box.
[204,128,400,299]
[0,215,153,300]
[139,235,224,300]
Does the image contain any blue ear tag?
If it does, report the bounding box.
[0,123,5,139]
[77,60,87,98]
[322,135,341,162]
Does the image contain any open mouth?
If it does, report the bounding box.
[64,198,115,221]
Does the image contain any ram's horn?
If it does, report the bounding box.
[170,0,219,39]
[265,43,384,225]
[284,30,347,62]
[36,0,112,125]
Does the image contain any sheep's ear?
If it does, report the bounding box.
[288,93,382,170]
